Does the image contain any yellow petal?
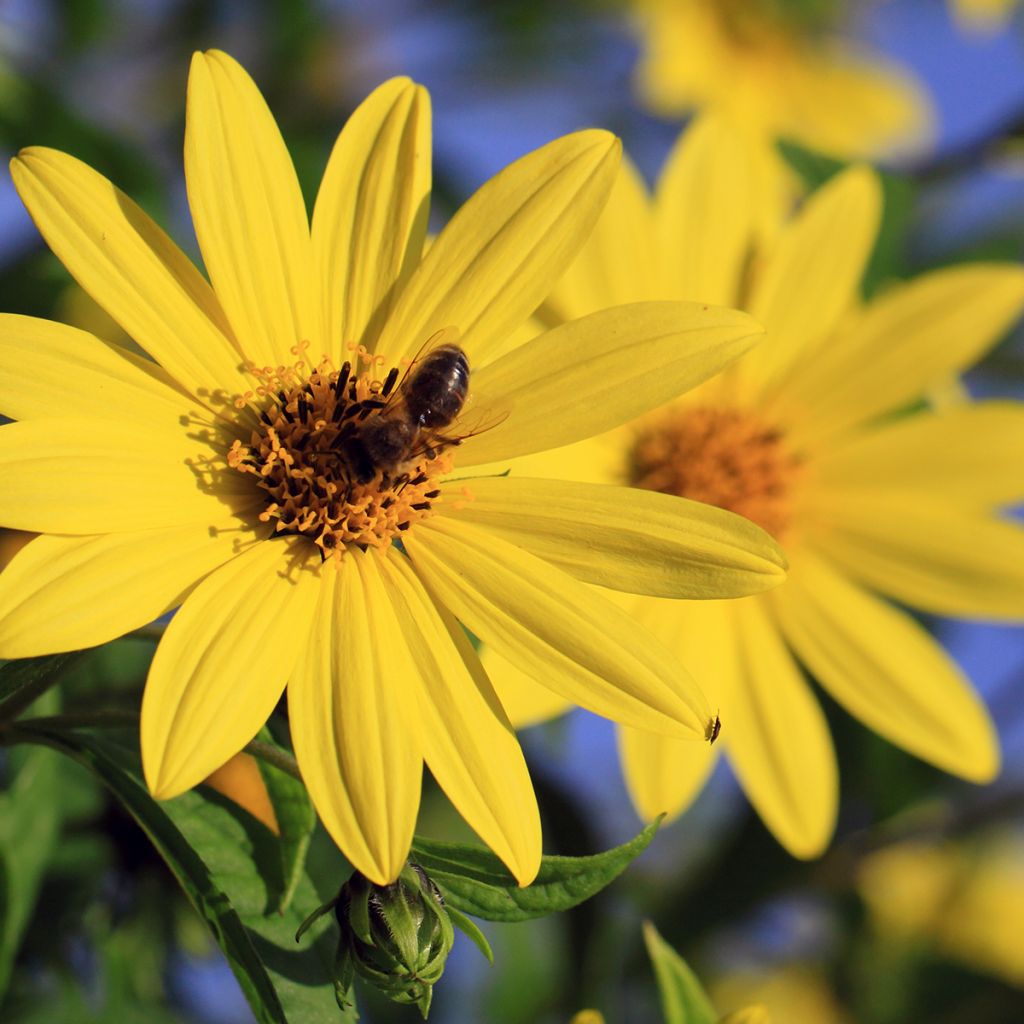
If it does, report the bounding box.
[809,498,1024,621]
[459,301,764,467]
[289,553,421,885]
[404,517,713,738]
[375,130,620,367]
[0,314,209,425]
[142,536,320,799]
[726,598,838,859]
[0,417,256,533]
[743,165,882,397]
[312,78,430,363]
[816,402,1024,508]
[773,550,999,783]
[185,50,318,368]
[542,153,664,323]
[654,113,755,307]
[10,146,247,405]
[481,642,574,728]
[377,551,542,885]
[782,264,1024,445]
[440,476,786,598]
[0,522,260,658]
[720,1007,772,1024]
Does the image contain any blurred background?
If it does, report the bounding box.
[1,1,1024,1021]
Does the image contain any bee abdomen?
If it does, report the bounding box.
[407,344,469,428]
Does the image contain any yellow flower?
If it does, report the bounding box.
[951,0,1020,32]
[487,115,1024,858]
[0,53,784,886]
[630,0,932,159]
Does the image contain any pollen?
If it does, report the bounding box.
[227,346,450,562]
[627,405,803,539]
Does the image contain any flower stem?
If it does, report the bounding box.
[245,738,304,783]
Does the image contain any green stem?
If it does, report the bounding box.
[2,709,140,732]
[245,738,304,784]
[0,651,88,723]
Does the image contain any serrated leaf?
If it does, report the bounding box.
[0,652,84,716]
[411,817,661,923]
[15,724,351,1024]
[642,921,717,1024]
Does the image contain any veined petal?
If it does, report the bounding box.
[815,402,1024,508]
[312,78,431,363]
[141,537,320,799]
[0,417,257,533]
[654,113,755,307]
[727,598,838,859]
[782,264,1024,444]
[743,165,881,396]
[773,551,999,782]
[289,553,421,885]
[0,523,260,658]
[439,476,786,598]
[375,130,620,367]
[185,50,318,368]
[808,500,1024,621]
[459,301,763,467]
[377,551,542,885]
[0,314,209,425]
[482,643,575,728]
[10,147,248,404]
[542,154,664,323]
[404,517,713,739]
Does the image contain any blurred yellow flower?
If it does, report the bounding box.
[631,0,933,160]
[486,116,1024,858]
[0,53,784,886]
[710,966,849,1024]
[951,0,1021,33]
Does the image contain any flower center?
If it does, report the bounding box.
[228,343,459,562]
[627,405,802,539]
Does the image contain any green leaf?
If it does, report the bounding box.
[445,904,494,966]
[0,653,85,718]
[777,137,846,192]
[411,817,662,923]
[14,724,350,1024]
[255,728,316,915]
[642,921,717,1024]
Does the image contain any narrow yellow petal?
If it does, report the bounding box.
[10,147,247,404]
[726,598,838,859]
[815,402,1024,508]
[404,517,713,739]
[744,165,882,396]
[0,523,260,658]
[375,130,620,366]
[459,301,763,467]
[481,643,574,729]
[654,113,756,307]
[312,78,430,363]
[0,418,257,533]
[141,537,320,799]
[185,50,318,367]
[289,554,421,885]
[440,476,786,598]
[378,551,542,885]
[773,551,999,783]
[0,314,209,426]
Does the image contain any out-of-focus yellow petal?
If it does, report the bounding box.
[774,550,999,783]
[482,643,575,728]
[289,553,421,885]
[312,78,430,363]
[10,147,247,404]
[141,537,320,799]
[204,752,279,834]
[440,476,786,598]
[815,402,1024,508]
[782,264,1024,446]
[744,165,881,397]
[542,154,663,323]
[726,598,837,859]
[0,523,259,658]
[0,417,256,533]
[655,113,755,307]
[375,130,620,367]
[952,0,1019,33]
[720,1006,772,1024]
[379,552,541,885]
[809,498,1024,621]
[185,50,317,367]
[404,517,713,739]
[0,315,209,426]
[460,301,763,467]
